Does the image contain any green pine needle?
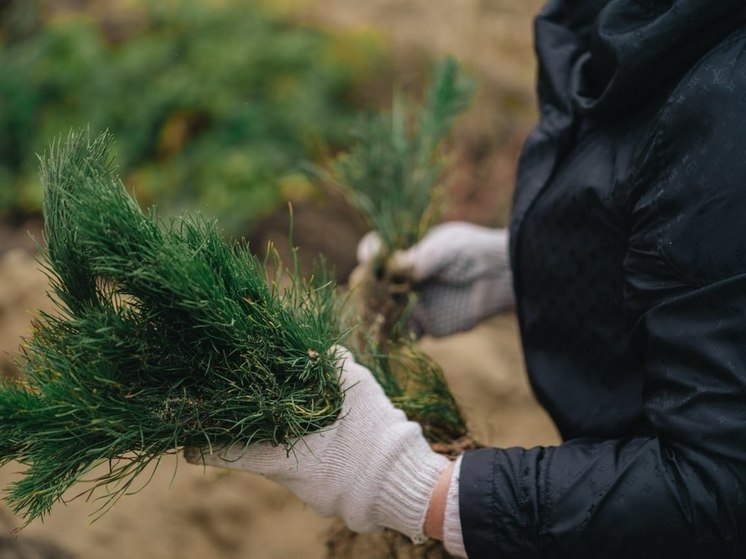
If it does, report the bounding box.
[330,57,474,445]
[0,130,344,523]
[333,56,476,257]
[362,342,467,444]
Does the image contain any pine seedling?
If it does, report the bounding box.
[327,57,479,558]
[331,55,474,445]
[0,130,345,523]
[334,56,476,260]
[334,57,476,343]
[330,57,476,446]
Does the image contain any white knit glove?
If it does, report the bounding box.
[185,348,449,544]
[357,222,515,337]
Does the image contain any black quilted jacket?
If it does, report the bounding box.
[459,1,746,557]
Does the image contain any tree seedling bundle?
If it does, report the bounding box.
[332,56,475,444]
[334,56,477,257]
[0,130,344,523]
[333,56,477,343]
[325,58,478,558]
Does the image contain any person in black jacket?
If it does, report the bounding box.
[190,1,746,557]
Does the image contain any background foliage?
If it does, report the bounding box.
[0,0,384,232]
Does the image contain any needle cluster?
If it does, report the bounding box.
[335,58,475,446]
[333,56,476,259]
[0,130,343,523]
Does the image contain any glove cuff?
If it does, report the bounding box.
[374,432,450,544]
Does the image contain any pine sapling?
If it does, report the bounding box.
[331,57,476,444]
[325,58,479,559]
[0,130,345,523]
[333,56,477,343]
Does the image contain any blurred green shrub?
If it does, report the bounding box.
[0,0,384,231]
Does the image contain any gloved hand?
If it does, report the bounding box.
[357,222,515,337]
[184,348,449,544]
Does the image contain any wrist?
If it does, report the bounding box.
[424,459,455,540]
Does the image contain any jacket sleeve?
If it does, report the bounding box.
[459,31,746,559]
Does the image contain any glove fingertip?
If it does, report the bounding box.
[356,231,382,264]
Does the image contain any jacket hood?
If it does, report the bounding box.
[536,0,746,119]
